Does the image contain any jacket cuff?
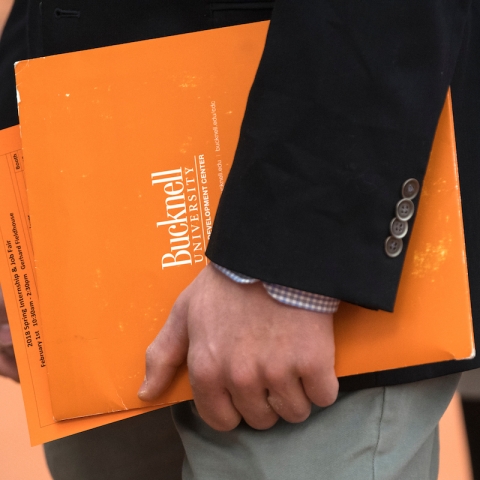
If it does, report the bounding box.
[213,263,340,314]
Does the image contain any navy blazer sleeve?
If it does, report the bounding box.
[0,0,27,130]
[206,0,470,311]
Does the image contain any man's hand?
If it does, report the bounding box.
[0,286,19,382]
[138,264,338,431]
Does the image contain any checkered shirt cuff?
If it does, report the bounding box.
[213,264,340,314]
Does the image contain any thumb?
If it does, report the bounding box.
[137,298,189,402]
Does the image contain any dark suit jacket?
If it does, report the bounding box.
[1,0,479,390]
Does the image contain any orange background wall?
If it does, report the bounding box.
[0,376,52,480]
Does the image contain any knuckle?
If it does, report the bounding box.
[145,343,159,366]
[324,386,339,406]
[267,395,311,423]
[189,362,219,388]
[213,417,242,432]
[315,395,336,408]
[246,414,279,431]
[195,404,241,432]
[297,357,320,377]
[230,366,257,391]
[169,297,185,318]
[145,339,174,366]
[286,403,311,423]
[313,383,339,407]
[264,366,289,387]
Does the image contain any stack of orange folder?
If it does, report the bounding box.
[0,21,474,444]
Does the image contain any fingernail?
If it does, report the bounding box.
[137,377,148,397]
[0,324,12,347]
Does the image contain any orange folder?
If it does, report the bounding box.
[0,125,163,445]
[10,21,474,423]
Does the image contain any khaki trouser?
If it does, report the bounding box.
[45,374,460,480]
[173,374,460,480]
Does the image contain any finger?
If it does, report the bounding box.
[266,377,312,424]
[221,361,279,429]
[191,382,242,432]
[302,366,339,408]
[138,298,189,402]
[230,386,279,430]
[188,355,242,431]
